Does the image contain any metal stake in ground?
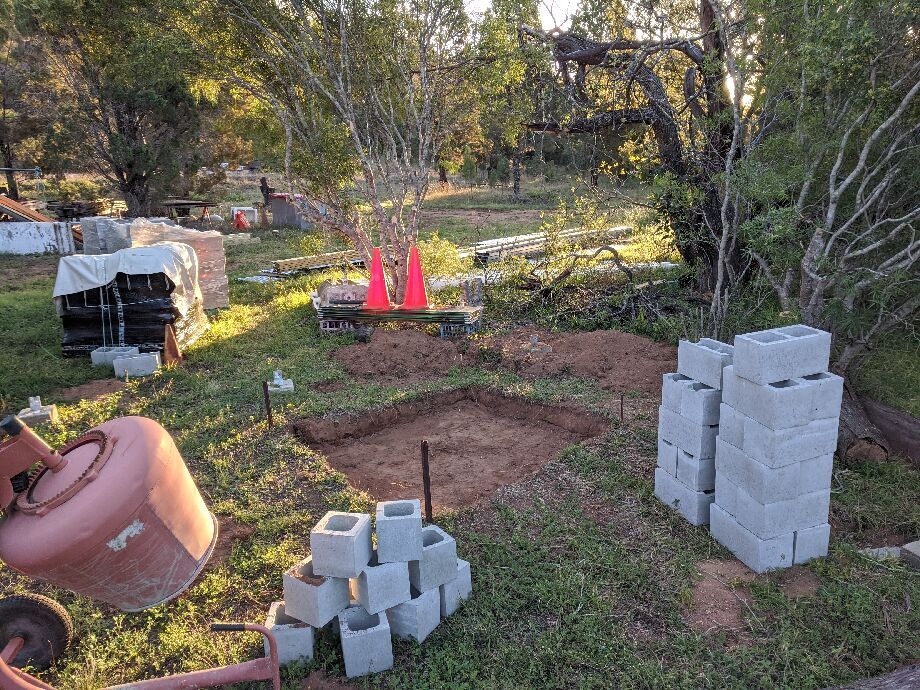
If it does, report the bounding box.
[620,393,624,424]
[421,440,433,523]
[262,381,274,428]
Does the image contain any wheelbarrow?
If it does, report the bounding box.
[0,597,280,690]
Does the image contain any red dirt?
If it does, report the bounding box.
[294,388,608,512]
[683,559,756,645]
[479,329,676,396]
[209,516,256,567]
[775,566,822,599]
[56,379,127,402]
[332,328,461,382]
[301,671,353,690]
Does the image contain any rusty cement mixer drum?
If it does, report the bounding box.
[0,416,217,611]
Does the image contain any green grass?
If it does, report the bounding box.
[856,331,920,418]
[1,236,918,689]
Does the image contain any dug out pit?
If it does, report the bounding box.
[294,388,608,512]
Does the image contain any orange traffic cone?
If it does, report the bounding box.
[365,247,390,309]
[400,245,428,309]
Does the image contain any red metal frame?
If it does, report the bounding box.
[0,624,280,690]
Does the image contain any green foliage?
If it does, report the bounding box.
[417,232,473,280]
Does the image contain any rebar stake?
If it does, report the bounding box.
[421,440,433,523]
[263,381,274,428]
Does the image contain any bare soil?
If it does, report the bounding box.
[294,388,608,512]
[56,379,126,402]
[332,328,461,383]
[683,559,756,645]
[774,566,822,599]
[301,671,354,690]
[479,329,676,396]
[209,516,256,568]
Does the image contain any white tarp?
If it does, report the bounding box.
[53,242,202,316]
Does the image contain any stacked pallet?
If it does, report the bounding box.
[711,326,841,572]
[128,220,229,309]
[655,338,734,525]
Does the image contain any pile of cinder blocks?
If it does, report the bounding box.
[265,500,472,678]
[711,325,842,572]
[655,338,734,525]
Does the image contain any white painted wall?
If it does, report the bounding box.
[0,222,76,255]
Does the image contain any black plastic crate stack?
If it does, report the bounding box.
[59,271,208,358]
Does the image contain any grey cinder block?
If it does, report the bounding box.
[677,338,734,389]
[722,365,843,430]
[733,485,831,540]
[714,473,739,518]
[793,523,830,565]
[311,512,373,578]
[354,550,411,614]
[901,541,920,570]
[408,525,458,592]
[283,555,350,627]
[338,608,394,677]
[740,415,839,468]
[679,381,722,425]
[264,601,314,665]
[91,346,139,367]
[710,503,794,573]
[661,372,693,413]
[387,587,440,643]
[715,438,833,504]
[718,402,746,448]
[657,438,678,476]
[113,352,160,377]
[654,468,714,526]
[440,559,472,617]
[376,499,423,563]
[658,406,719,459]
[676,450,716,492]
[733,325,832,385]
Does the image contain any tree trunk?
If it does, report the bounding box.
[836,377,891,464]
[122,176,150,217]
[511,153,522,198]
[828,664,920,689]
[438,164,448,185]
[1,144,19,200]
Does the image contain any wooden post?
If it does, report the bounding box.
[263,381,274,428]
[421,440,433,523]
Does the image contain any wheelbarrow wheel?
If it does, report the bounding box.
[0,594,73,670]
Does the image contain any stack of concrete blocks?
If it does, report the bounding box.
[710,325,842,573]
[128,220,229,309]
[270,501,472,678]
[655,338,734,525]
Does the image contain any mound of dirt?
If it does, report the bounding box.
[333,329,461,381]
[683,559,756,646]
[480,329,676,396]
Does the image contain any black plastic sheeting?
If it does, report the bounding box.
[59,271,209,358]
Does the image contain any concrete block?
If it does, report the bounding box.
[677,338,734,389]
[679,381,722,425]
[718,403,746,448]
[734,485,831,540]
[264,601,314,665]
[714,473,739,518]
[658,406,718,459]
[902,541,920,570]
[715,438,832,503]
[657,438,678,476]
[859,546,902,560]
[376,499,423,563]
[283,555,350,627]
[353,550,411,614]
[722,365,843,430]
[267,369,294,393]
[311,511,373,578]
[793,523,830,565]
[654,468,714,526]
[408,525,458,592]
[113,352,160,377]
[741,415,839,468]
[338,608,394,677]
[661,373,693,413]
[440,559,472,617]
[710,503,794,573]
[17,396,58,425]
[91,346,139,367]
[387,587,440,643]
[676,450,715,492]
[733,325,831,385]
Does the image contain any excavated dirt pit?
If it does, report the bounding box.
[294,388,608,512]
